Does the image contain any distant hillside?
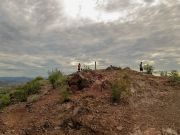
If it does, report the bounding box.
[0,77,32,87]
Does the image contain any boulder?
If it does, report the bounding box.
[68,73,92,91]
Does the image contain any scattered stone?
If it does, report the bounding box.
[54,127,60,130]
[60,118,82,130]
[116,126,123,131]
[113,103,118,106]
[162,128,178,135]
[43,121,52,129]
[73,106,89,116]
[143,128,161,135]
[73,107,81,116]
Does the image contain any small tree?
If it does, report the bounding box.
[169,70,180,83]
[144,64,154,74]
[48,69,66,89]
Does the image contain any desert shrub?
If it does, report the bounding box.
[34,76,44,81]
[48,69,67,89]
[144,64,154,74]
[32,76,47,86]
[61,88,70,102]
[4,79,41,104]
[23,80,41,95]
[106,65,122,70]
[83,65,92,72]
[0,94,10,109]
[10,89,28,102]
[169,70,180,83]
[59,85,71,103]
[111,79,129,103]
[160,71,168,77]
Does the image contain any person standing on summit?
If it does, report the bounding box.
[78,63,81,72]
[140,62,143,72]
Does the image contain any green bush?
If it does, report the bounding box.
[9,79,41,103]
[0,78,42,106]
[48,69,67,89]
[34,76,44,81]
[169,70,180,83]
[60,86,70,103]
[144,64,154,74]
[10,89,28,102]
[0,94,10,109]
[111,79,129,103]
[23,81,41,95]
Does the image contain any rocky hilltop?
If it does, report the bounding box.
[0,68,179,135]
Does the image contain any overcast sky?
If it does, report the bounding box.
[0,0,180,77]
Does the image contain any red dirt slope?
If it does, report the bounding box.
[0,69,179,135]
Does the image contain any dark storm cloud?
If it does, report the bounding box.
[0,0,180,77]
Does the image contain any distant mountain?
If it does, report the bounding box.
[0,77,33,87]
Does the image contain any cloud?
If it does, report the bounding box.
[0,0,179,77]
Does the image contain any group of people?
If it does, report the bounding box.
[77,62,144,72]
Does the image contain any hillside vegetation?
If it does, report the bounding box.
[0,68,180,135]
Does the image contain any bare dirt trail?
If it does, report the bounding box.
[0,69,179,135]
[129,71,180,135]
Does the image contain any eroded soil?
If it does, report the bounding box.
[0,69,179,135]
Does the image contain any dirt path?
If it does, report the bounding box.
[129,72,180,135]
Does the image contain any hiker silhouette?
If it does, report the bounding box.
[78,63,81,72]
[140,62,143,72]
